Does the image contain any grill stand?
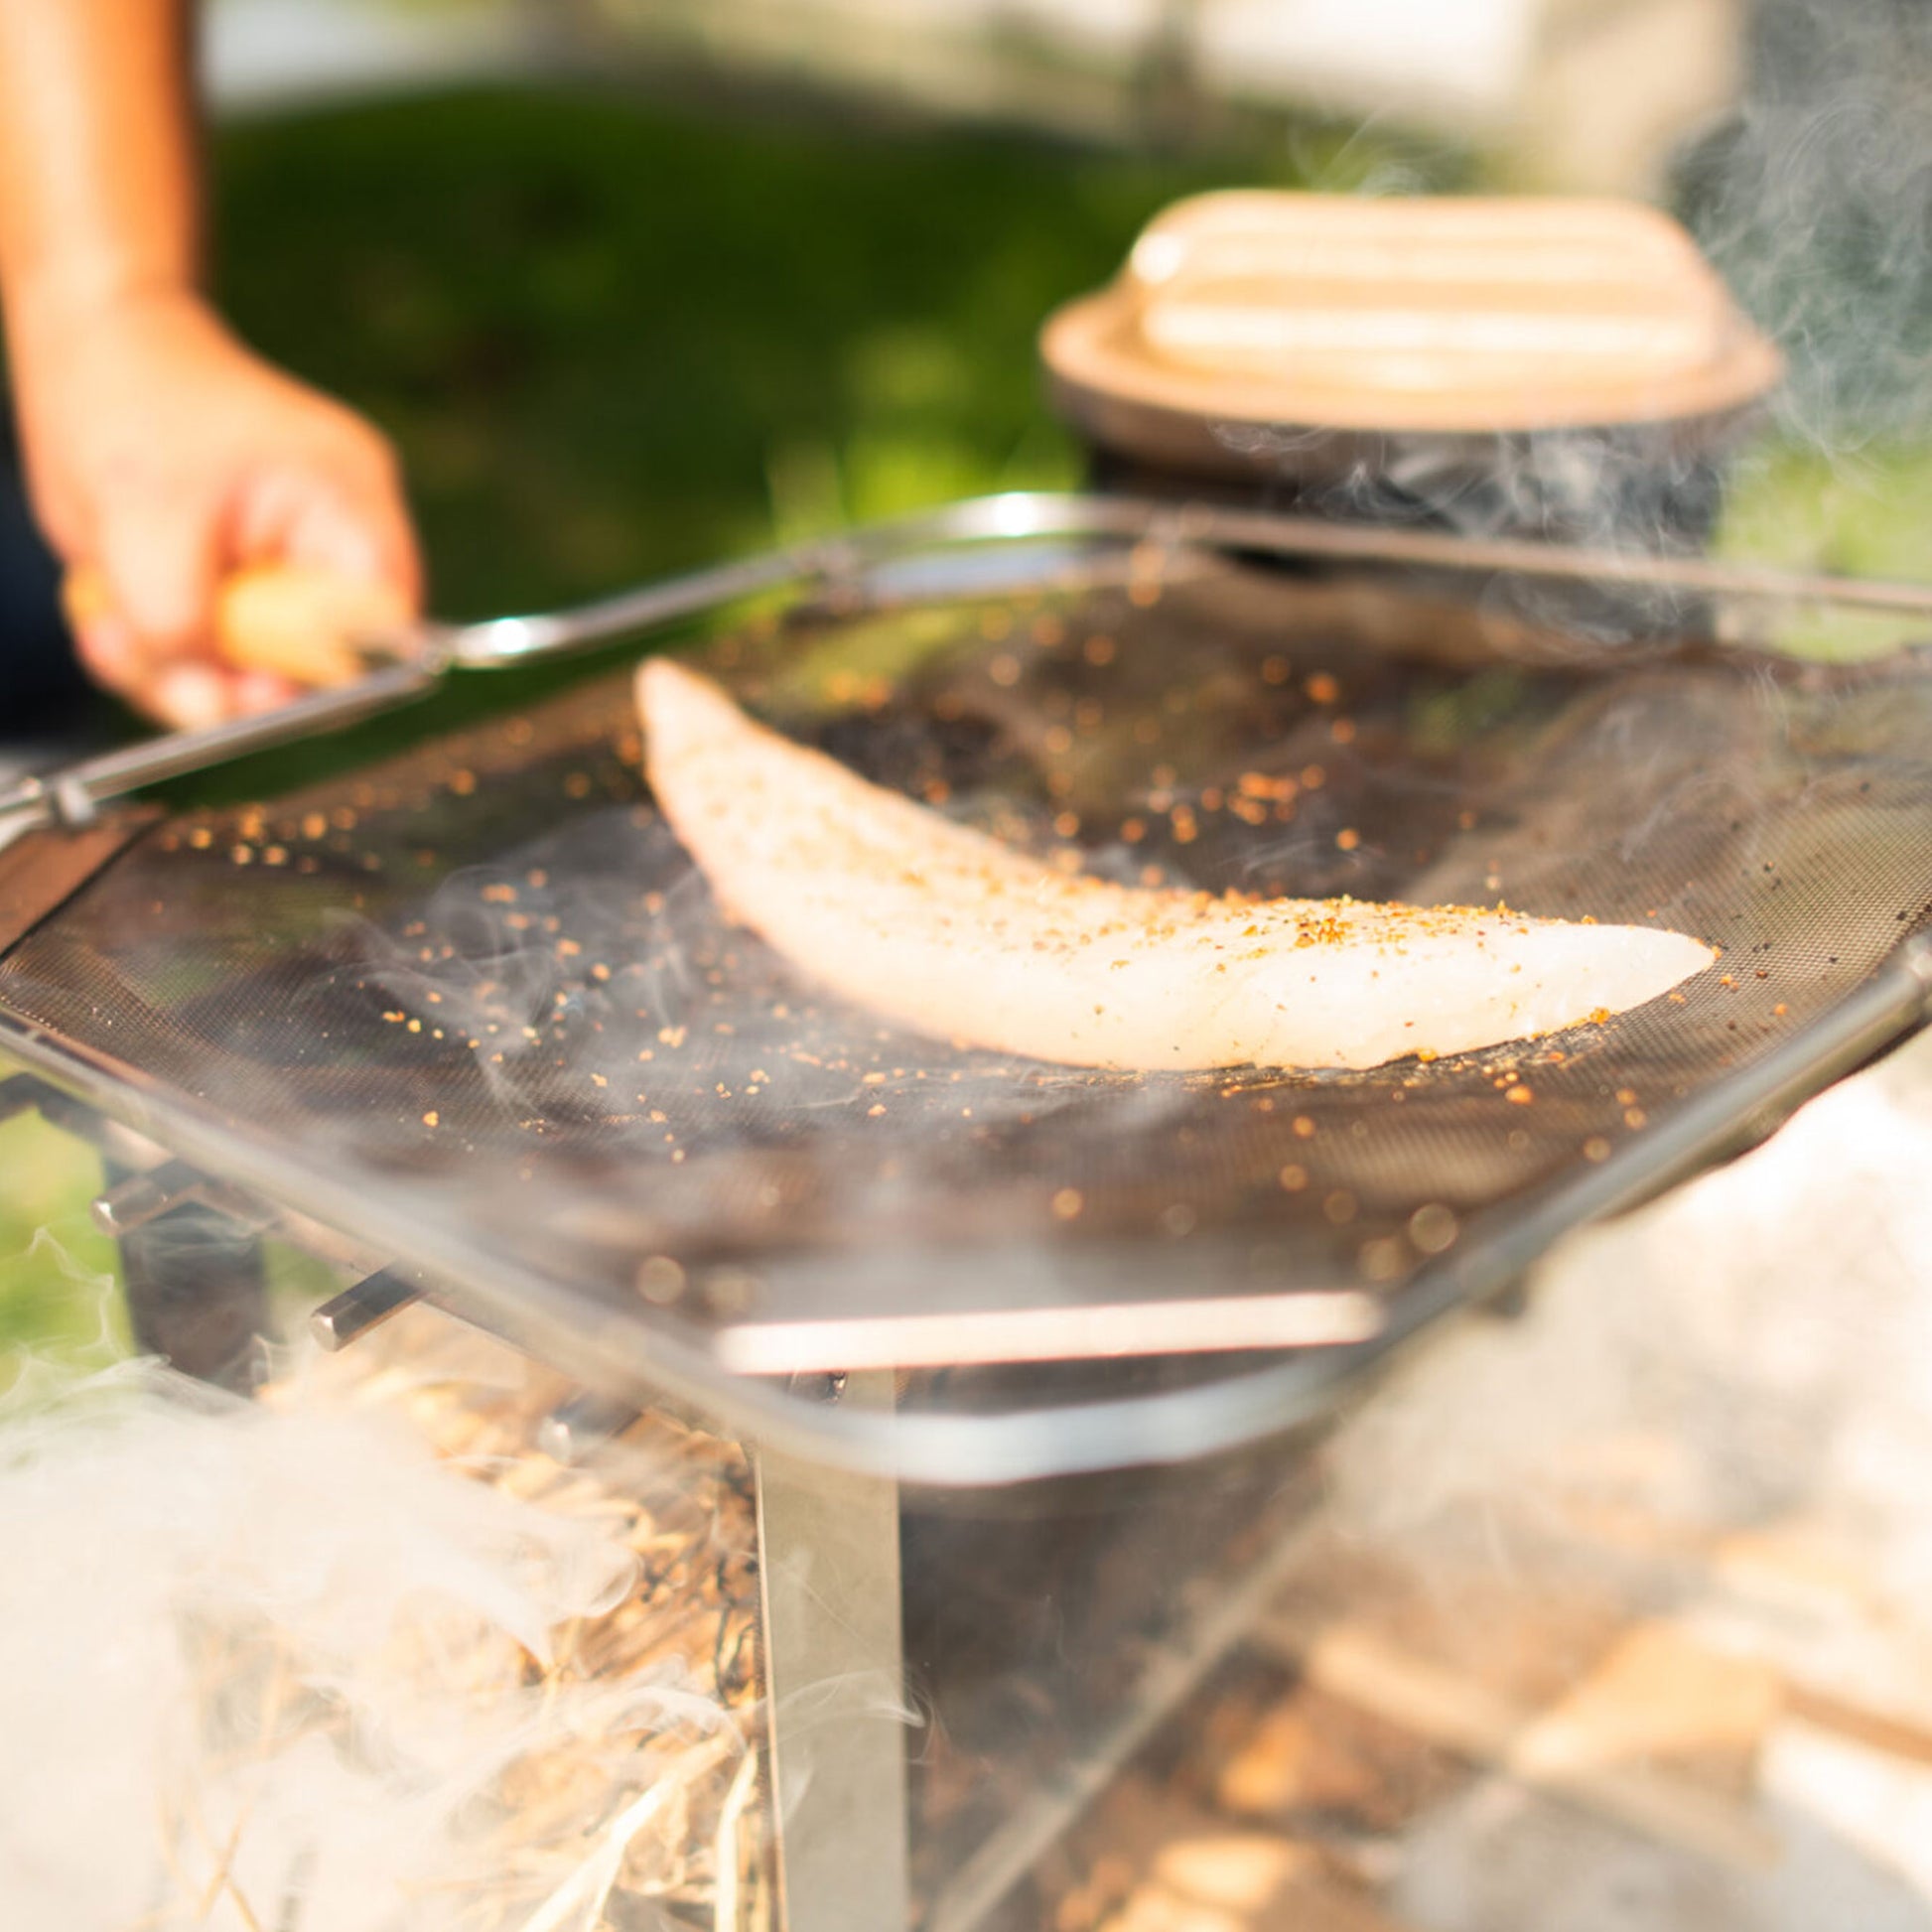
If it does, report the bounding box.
[757,1371,912,1932]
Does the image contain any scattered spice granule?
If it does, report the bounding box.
[1306,672,1340,705]
[1278,1164,1309,1191]
[1336,829,1360,853]
[1083,634,1117,667]
[422,1110,440,1128]
[867,1103,887,1118]
[406,1019,422,1034]
[1292,1115,1316,1139]
[1330,718,1357,746]
[988,652,1021,687]
[1587,1007,1611,1025]
[1584,1136,1611,1162]
[1774,1002,1788,1016]
[1615,1088,1638,1105]
[1624,1107,1648,1129]
[1051,1188,1083,1220]
[1505,1085,1534,1105]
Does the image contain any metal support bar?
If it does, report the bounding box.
[536,1390,640,1464]
[104,1161,270,1391]
[757,1372,911,1932]
[310,1268,422,1351]
[92,1158,276,1239]
[0,1072,44,1125]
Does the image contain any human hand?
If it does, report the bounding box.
[10,286,420,728]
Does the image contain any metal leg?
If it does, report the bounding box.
[105,1162,270,1391]
[756,1372,911,1932]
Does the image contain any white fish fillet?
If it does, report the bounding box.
[637,659,1714,1072]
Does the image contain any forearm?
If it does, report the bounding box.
[0,0,419,730]
[0,0,201,345]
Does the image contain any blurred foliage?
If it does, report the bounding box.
[0,1086,127,1375]
[208,83,1454,619]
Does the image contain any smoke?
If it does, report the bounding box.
[0,1323,756,1932]
[1326,1022,1932,1606]
[1679,0,1932,450]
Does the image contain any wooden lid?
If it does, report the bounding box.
[1043,192,1784,441]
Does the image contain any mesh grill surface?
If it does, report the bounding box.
[2,546,1928,1427]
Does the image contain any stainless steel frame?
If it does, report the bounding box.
[1,494,1929,1484]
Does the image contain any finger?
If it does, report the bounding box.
[97,494,221,667]
[142,661,233,732]
[69,612,137,692]
[228,668,304,715]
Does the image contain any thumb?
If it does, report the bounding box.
[95,494,221,665]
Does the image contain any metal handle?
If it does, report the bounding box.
[63,561,418,688]
[11,491,1930,846]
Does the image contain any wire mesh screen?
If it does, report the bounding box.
[2,536,1929,1460]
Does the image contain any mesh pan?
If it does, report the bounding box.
[2,530,1929,1479]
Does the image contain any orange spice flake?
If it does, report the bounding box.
[1238,771,1298,803]
[1305,671,1340,705]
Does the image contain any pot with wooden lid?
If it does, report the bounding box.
[1042,191,1784,551]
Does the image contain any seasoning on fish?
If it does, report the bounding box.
[636,660,1715,1072]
